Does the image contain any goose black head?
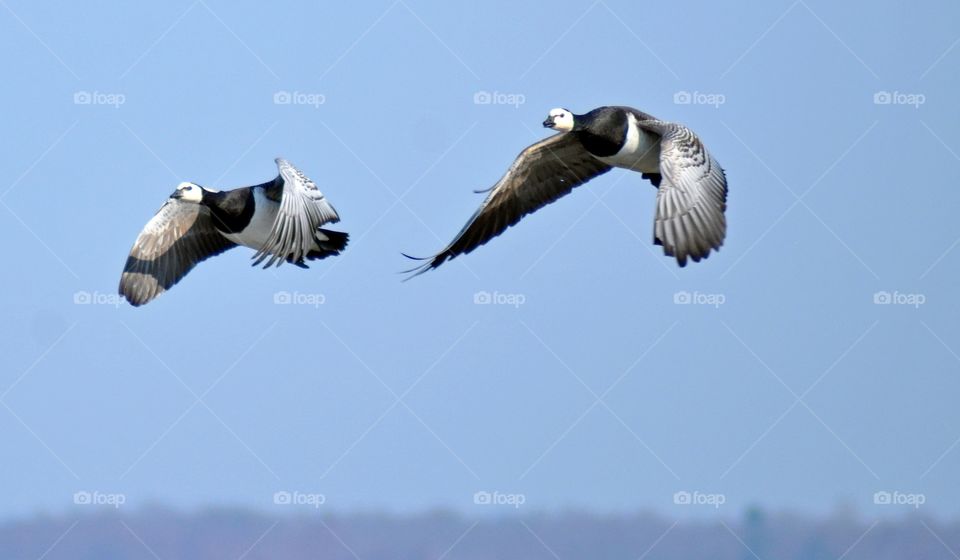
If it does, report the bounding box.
[170,182,204,203]
[542,108,575,132]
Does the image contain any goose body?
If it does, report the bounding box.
[208,182,340,255]
[593,111,661,172]
[216,187,272,248]
[405,105,727,275]
[119,158,347,306]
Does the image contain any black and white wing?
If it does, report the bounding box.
[119,199,237,306]
[637,120,728,267]
[252,158,341,268]
[405,133,612,276]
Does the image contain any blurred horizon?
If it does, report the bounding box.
[5,500,954,524]
[4,507,960,559]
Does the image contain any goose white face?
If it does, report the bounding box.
[173,181,203,203]
[543,108,574,132]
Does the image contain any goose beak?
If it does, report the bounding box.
[170,189,183,200]
[542,117,556,128]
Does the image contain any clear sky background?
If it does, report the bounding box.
[1,0,958,521]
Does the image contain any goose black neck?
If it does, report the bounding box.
[573,108,629,157]
[202,189,255,234]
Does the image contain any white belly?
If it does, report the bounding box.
[597,113,661,172]
[221,189,278,250]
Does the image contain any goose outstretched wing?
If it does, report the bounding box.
[120,199,236,306]
[252,158,342,267]
[637,120,727,266]
[405,133,612,276]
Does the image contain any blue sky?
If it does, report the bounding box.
[1,0,959,520]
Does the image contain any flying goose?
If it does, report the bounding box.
[119,158,347,306]
[405,105,727,275]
